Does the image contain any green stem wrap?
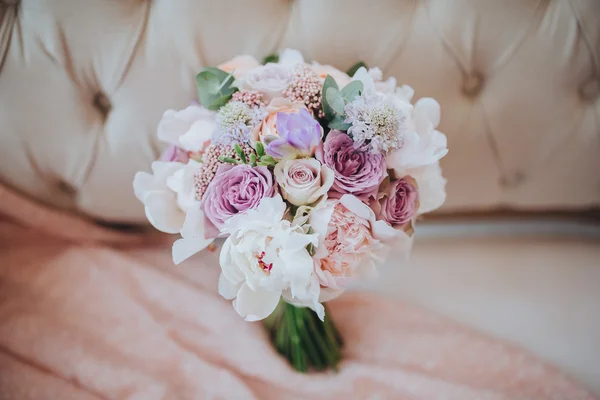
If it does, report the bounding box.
[264,301,343,373]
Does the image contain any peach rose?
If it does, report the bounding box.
[252,98,306,144]
[218,55,260,79]
[311,62,351,87]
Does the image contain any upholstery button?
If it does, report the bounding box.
[93,92,112,118]
[499,171,525,188]
[56,180,78,197]
[462,73,484,97]
[579,78,600,103]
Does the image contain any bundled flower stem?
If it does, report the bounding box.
[264,302,343,372]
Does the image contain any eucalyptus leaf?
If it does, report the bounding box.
[321,75,339,119]
[340,81,363,102]
[325,87,345,117]
[347,61,368,77]
[196,67,238,110]
[327,116,351,131]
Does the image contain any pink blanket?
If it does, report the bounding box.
[0,185,596,400]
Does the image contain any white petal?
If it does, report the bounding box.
[133,162,183,202]
[218,273,241,300]
[156,109,182,146]
[144,191,185,234]
[408,163,447,214]
[278,248,314,299]
[178,119,214,152]
[414,98,441,128]
[233,284,281,322]
[133,171,154,202]
[278,48,304,65]
[172,206,213,264]
[166,160,201,212]
[351,66,375,93]
[339,194,375,221]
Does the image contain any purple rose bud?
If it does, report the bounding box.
[316,130,386,201]
[160,144,190,163]
[373,177,419,229]
[201,164,276,236]
[266,108,322,159]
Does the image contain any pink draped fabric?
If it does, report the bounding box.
[0,184,596,400]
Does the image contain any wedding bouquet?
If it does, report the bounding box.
[133,49,448,372]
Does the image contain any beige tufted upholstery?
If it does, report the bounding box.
[1,0,599,223]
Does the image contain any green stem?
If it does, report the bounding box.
[265,301,343,373]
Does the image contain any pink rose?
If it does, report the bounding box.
[316,130,386,202]
[251,98,306,144]
[218,55,260,79]
[201,164,276,237]
[372,177,419,234]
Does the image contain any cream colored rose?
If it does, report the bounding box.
[252,98,306,144]
[218,55,260,79]
[311,62,351,87]
[274,159,334,206]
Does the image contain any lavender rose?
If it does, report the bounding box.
[316,130,386,201]
[373,177,419,230]
[201,164,276,235]
[266,109,322,159]
[274,159,334,206]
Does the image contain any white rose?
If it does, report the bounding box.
[238,63,294,101]
[274,159,334,206]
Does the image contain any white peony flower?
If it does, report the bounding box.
[386,97,448,171]
[274,158,334,206]
[218,195,322,321]
[157,105,216,153]
[133,161,186,234]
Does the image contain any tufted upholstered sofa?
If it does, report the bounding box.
[1,0,599,223]
[1,0,600,395]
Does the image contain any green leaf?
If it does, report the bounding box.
[262,53,279,64]
[321,75,339,119]
[325,87,345,117]
[347,61,368,77]
[234,143,247,163]
[195,67,238,111]
[208,94,233,110]
[249,153,257,166]
[260,155,276,164]
[340,80,363,102]
[218,156,239,164]
[255,141,265,157]
[327,116,351,131]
